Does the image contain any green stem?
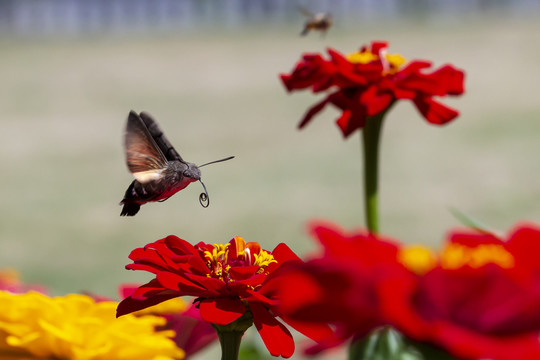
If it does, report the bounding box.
[216,329,245,360]
[213,309,253,360]
[361,107,392,234]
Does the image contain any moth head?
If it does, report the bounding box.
[182,162,201,181]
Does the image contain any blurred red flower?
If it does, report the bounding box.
[274,221,404,353]
[276,221,540,359]
[281,41,465,137]
[117,235,332,358]
[382,223,540,360]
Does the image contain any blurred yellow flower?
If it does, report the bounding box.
[0,291,184,360]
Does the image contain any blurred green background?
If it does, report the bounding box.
[1,1,540,358]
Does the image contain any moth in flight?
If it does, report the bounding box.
[299,6,333,36]
[120,111,234,216]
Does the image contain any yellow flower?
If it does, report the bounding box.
[0,291,184,360]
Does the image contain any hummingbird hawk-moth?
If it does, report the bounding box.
[119,111,234,216]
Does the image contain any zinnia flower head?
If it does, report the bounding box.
[0,291,184,360]
[276,220,540,360]
[117,235,332,358]
[384,223,540,360]
[281,41,465,137]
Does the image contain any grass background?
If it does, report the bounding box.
[1,9,540,359]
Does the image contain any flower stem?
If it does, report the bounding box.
[213,310,253,360]
[361,106,392,234]
[216,329,245,360]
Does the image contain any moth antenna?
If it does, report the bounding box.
[199,180,209,208]
[199,156,235,168]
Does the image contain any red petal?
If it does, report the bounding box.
[399,60,432,77]
[413,97,459,125]
[280,73,294,92]
[264,243,301,275]
[280,314,335,343]
[370,41,389,54]
[164,235,200,256]
[127,248,170,273]
[335,109,354,137]
[276,268,325,316]
[116,293,178,317]
[398,63,465,97]
[156,271,208,295]
[298,97,331,129]
[507,224,540,270]
[250,302,295,358]
[272,243,301,263]
[229,265,259,281]
[199,298,246,325]
[246,242,261,258]
[186,255,212,275]
[433,65,465,95]
[360,85,394,116]
[130,279,167,300]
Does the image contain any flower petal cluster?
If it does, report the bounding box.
[275,221,540,360]
[281,41,465,137]
[117,235,331,358]
[0,291,184,360]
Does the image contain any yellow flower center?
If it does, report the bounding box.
[398,242,514,274]
[253,251,278,269]
[346,49,407,75]
[440,243,515,269]
[398,245,438,275]
[203,237,277,282]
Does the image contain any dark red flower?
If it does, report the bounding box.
[380,223,540,360]
[281,41,465,137]
[117,235,333,358]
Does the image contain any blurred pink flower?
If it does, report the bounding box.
[0,268,46,294]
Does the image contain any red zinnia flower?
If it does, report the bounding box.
[281,41,465,137]
[382,223,540,360]
[117,235,332,358]
[275,221,540,359]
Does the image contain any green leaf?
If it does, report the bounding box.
[448,207,501,236]
[349,327,458,360]
[349,327,422,360]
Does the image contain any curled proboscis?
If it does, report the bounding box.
[199,180,209,208]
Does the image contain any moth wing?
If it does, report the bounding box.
[139,111,183,162]
[125,111,168,183]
